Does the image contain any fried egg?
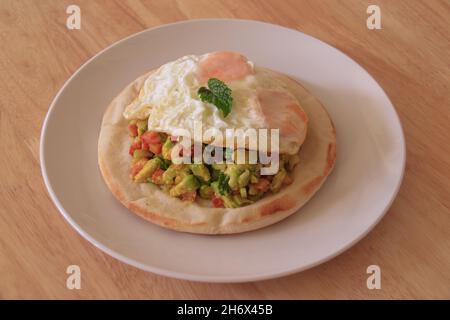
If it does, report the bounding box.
[123,51,308,155]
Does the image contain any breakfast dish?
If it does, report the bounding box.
[98,51,336,234]
[42,19,405,280]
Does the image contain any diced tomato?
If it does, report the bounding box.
[130,159,147,177]
[128,124,138,137]
[141,131,161,145]
[181,191,197,202]
[148,143,162,155]
[129,139,142,155]
[212,196,224,208]
[253,178,271,192]
[151,168,165,184]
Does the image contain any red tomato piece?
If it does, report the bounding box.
[128,124,138,137]
[141,131,161,145]
[151,168,165,184]
[148,143,162,155]
[129,139,142,155]
[130,159,147,177]
[212,196,224,208]
[254,178,271,192]
[181,191,197,202]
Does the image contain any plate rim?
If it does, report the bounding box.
[40,18,406,283]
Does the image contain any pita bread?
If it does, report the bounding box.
[98,68,336,234]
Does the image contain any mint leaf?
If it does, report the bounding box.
[198,78,233,117]
[207,78,233,117]
[198,86,214,104]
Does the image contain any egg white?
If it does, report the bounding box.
[123,54,298,153]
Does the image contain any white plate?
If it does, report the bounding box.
[40,19,405,282]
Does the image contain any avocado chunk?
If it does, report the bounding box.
[247,164,261,183]
[232,195,253,206]
[211,181,220,195]
[134,158,162,182]
[162,164,190,184]
[240,187,247,199]
[225,164,246,190]
[133,149,151,160]
[248,184,261,196]
[270,168,287,192]
[199,185,214,199]
[238,169,250,188]
[219,193,254,208]
[250,174,259,184]
[169,175,200,197]
[162,139,175,160]
[190,164,211,182]
[136,119,148,136]
[221,194,239,208]
[210,181,242,207]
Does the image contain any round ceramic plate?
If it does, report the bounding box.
[40,19,405,282]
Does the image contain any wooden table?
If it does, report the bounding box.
[1,0,449,299]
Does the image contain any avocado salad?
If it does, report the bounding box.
[127,119,300,208]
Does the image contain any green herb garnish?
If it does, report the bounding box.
[198,78,233,117]
[157,156,171,170]
[217,173,231,195]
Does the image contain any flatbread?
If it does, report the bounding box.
[98,68,336,234]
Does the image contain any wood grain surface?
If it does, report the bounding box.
[1,0,449,299]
